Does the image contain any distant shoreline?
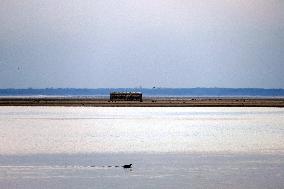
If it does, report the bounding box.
[0,97,283,107]
[1,88,284,97]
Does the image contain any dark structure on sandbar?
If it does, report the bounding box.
[110,92,142,102]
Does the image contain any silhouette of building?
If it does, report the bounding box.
[110,92,142,102]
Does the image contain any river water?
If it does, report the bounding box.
[0,107,283,188]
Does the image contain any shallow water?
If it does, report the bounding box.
[1,107,284,154]
[0,107,283,188]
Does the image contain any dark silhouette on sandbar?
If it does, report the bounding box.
[89,164,133,169]
[122,164,132,168]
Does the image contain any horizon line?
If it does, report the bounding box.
[0,87,284,90]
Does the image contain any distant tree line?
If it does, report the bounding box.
[0,88,284,97]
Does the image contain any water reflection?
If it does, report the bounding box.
[0,107,283,155]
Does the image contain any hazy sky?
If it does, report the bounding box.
[0,0,283,88]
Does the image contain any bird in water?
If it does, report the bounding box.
[122,164,132,168]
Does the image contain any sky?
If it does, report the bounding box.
[0,0,283,88]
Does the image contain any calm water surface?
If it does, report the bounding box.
[0,107,283,189]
